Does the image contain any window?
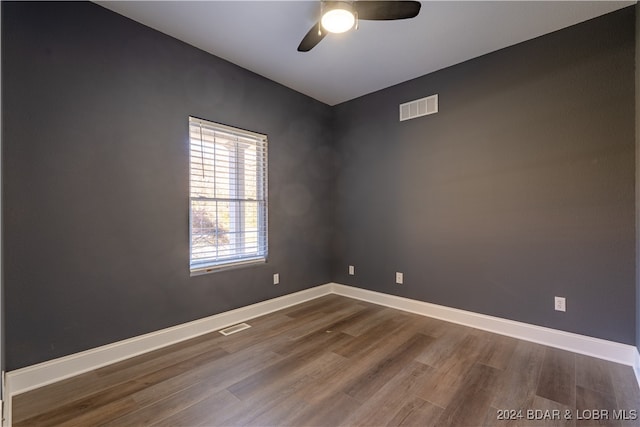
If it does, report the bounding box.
[189,117,268,274]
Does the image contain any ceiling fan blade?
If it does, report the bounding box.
[354,1,421,20]
[297,22,326,52]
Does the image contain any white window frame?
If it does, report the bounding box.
[189,117,268,275]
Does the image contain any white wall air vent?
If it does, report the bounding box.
[399,94,438,121]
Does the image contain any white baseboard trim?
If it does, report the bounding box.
[328,283,638,367]
[634,348,640,390]
[5,281,639,427]
[5,283,332,399]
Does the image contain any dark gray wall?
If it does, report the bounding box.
[636,4,639,354]
[2,1,335,370]
[2,2,638,371]
[0,0,4,394]
[332,7,636,345]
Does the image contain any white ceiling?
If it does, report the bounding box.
[96,1,635,106]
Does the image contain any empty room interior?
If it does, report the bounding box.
[3,0,640,426]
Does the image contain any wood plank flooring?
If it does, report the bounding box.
[12,295,640,426]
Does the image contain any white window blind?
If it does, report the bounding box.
[189,117,268,273]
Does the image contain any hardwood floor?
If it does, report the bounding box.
[12,295,640,426]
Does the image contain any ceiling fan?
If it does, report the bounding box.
[297,1,422,52]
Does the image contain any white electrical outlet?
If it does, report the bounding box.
[273,273,279,285]
[348,265,355,275]
[395,272,403,284]
[555,296,566,312]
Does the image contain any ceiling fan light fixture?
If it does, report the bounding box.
[321,2,355,34]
